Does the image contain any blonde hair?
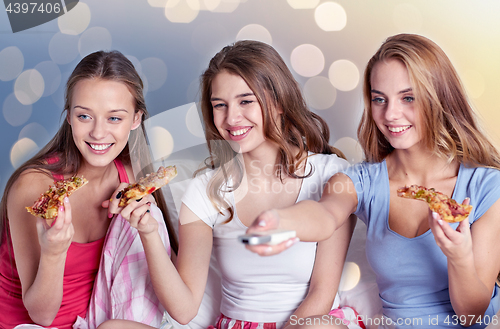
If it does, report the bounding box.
[358,33,500,169]
[200,40,344,222]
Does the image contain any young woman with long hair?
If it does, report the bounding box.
[247,34,500,328]
[0,50,177,329]
[98,40,363,329]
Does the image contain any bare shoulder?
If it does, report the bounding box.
[8,169,54,218]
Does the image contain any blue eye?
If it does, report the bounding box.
[77,114,90,120]
[372,97,385,104]
[241,100,253,105]
[109,117,122,122]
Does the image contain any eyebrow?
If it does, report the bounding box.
[210,92,255,102]
[371,88,412,95]
[73,105,129,113]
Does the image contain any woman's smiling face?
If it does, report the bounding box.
[68,78,142,167]
[210,71,271,154]
[371,58,423,152]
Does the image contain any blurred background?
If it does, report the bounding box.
[1,0,500,194]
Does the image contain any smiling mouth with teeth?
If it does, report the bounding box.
[229,128,250,136]
[387,125,411,133]
[87,142,113,151]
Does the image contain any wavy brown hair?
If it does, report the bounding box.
[199,40,345,221]
[358,33,500,170]
[0,51,178,254]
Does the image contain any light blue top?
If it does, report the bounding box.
[343,160,500,328]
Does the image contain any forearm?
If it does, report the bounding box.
[140,231,201,324]
[276,200,342,242]
[448,256,491,326]
[23,253,66,326]
[285,291,334,327]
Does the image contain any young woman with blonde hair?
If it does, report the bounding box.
[98,40,364,329]
[248,34,500,328]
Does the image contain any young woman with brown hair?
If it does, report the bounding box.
[98,40,362,329]
[247,34,500,328]
[0,50,177,329]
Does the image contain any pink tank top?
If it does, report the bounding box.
[0,158,129,329]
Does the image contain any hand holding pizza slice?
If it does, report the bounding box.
[397,185,472,223]
[117,165,177,207]
[26,176,88,225]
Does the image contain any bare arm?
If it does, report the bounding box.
[246,173,358,255]
[8,172,74,326]
[285,215,357,328]
[124,201,212,325]
[430,198,500,326]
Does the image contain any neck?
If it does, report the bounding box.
[242,144,280,178]
[387,146,459,185]
[77,160,118,186]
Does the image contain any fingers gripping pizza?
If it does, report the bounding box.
[117,166,177,207]
[397,185,472,223]
[26,176,89,225]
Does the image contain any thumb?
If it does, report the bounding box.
[457,217,470,234]
[35,216,49,233]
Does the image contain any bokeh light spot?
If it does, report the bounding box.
[126,56,143,75]
[149,126,175,161]
[186,103,205,138]
[14,69,44,105]
[328,59,359,91]
[339,262,361,292]
[58,1,91,35]
[393,3,422,32]
[210,0,240,13]
[19,122,51,147]
[34,61,62,97]
[201,0,221,11]
[165,0,200,23]
[333,137,363,164]
[462,69,485,99]
[236,24,272,45]
[78,27,113,58]
[140,58,168,92]
[10,138,39,169]
[303,76,336,110]
[3,93,32,127]
[314,2,347,32]
[287,0,320,9]
[0,46,24,81]
[148,0,168,7]
[49,32,79,65]
[290,44,325,77]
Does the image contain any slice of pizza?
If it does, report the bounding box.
[26,176,89,225]
[397,185,472,223]
[118,166,177,207]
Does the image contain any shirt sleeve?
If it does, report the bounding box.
[181,173,219,228]
[469,167,500,222]
[341,162,374,226]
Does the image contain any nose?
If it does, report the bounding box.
[385,100,402,121]
[89,118,107,140]
[226,104,242,126]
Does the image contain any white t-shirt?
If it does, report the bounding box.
[181,153,349,323]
